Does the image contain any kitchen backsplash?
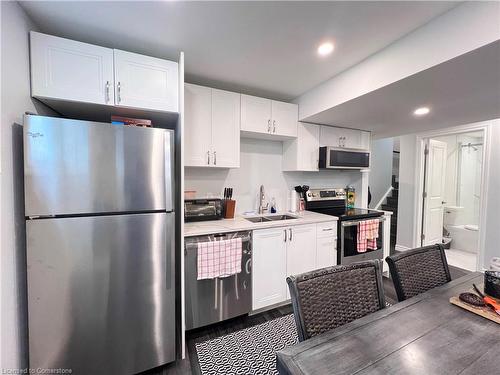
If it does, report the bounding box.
[185,138,363,214]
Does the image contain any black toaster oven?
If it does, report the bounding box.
[184,198,223,222]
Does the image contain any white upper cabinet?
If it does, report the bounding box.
[271,101,298,137]
[184,84,212,167]
[30,32,179,113]
[184,83,240,168]
[240,94,272,134]
[30,31,114,105]
[283,122,320,171]
[114,49,178,112]
[211,88,240,168]
[320,126,370,150]
[241,94,297,138]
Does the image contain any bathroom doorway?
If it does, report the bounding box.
[420,130,484,271]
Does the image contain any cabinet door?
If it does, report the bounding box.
[342,128,362,149]
[30,32,114,105]
[320,126,344,147]
[271,101,298,137]
[286,224,317,299]
[241,94,272,134]
[360,131,371,150]
[211,89,240,168]
[184,84,212,167]
[252,227,288,310]
[114,49,178,112]
[298,123,320,171]
[286,224,317,278]
[316,237,337,269]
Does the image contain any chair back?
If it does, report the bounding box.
[287,260,386,342]
[385,244,451,302]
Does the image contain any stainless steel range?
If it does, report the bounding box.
[304,188,385,265]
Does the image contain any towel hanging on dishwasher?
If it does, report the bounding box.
[197,238,242,280]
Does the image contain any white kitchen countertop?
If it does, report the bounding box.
[184,210,337,237]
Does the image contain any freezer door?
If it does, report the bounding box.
[26,213,175,374]
[24,115,174,216]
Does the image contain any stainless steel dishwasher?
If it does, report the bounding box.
[185,231,252,330]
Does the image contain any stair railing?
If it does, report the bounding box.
[374,186,394,210]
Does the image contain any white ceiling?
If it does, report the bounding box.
[304,41,500,138]
[20,1,458,101]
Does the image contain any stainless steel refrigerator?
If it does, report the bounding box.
[24,115,176,374]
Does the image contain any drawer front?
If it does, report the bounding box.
[317,221,337,238]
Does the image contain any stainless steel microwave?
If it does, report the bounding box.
[319,146,370,169]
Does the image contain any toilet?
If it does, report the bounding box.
[444,206,479,253]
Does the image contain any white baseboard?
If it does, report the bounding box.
[395,244,412,252]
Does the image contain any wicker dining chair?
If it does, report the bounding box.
[385,244,451,302]
[287,260,386,342]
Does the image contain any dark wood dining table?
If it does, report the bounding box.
[276,272,500,374]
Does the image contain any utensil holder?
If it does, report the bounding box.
[224,200,236,219]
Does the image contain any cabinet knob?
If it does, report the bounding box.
[273,120,276,133]
[284,229,287,242]
[214,151,217,165]
[289,228,293,241]
[207,150,210,165]
[268,119,271,133]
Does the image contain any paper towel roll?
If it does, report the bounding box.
[290,190,298,212]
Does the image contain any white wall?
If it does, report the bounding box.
[1,2,53,370]
[185,138,364,214]
[369,138,393,208]
[397,119,500,270]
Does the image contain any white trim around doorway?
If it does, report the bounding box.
[412,120,492,272]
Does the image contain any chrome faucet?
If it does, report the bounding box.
[258,185,269,214]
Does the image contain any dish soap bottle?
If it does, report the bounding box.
[346,186,355,209]
[270,197,277,213]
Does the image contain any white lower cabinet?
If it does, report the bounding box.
[252,227,288,310]
[316,221,338,269]
[316,237,337,269]
[252,222,335,311]
[285,224,317,299]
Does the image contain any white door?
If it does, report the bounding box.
[30,32,114,105]
[241,94,272,134]
[271,101,298,137]
[422,139,448,245]
[184,84,212,167]
[114,49,178,112]
[252,227,288,310]
[211,89,240,168]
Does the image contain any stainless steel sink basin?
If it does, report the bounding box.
[263,214,298,221]
[245,216,272,223]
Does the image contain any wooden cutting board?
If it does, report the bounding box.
[450,288,500,324]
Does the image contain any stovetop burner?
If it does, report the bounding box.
[304,188,383,221]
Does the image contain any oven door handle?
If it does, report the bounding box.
[341,217,385,227]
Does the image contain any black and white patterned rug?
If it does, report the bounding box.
[195,314,298,375]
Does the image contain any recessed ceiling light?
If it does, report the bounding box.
[317,42,334,56]
[413,107,430,116]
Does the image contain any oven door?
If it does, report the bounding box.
[324,147,370,169]
[338,217,385,265]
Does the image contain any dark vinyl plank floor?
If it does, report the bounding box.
[143,266,471,375]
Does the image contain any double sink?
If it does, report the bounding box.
[245,214,298,223]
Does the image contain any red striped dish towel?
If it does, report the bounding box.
[357,219,379,253]
[197,238,242,280]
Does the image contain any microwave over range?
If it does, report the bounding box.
[319,146,370,169]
